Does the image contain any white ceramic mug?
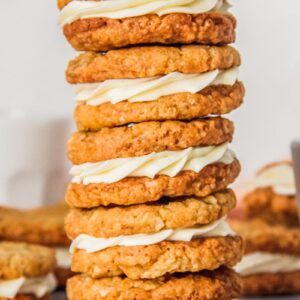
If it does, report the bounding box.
[0,110,72,209]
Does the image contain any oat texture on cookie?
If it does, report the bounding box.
[0,242,57,300]
[0,202,73,287]
[58,0,244,299]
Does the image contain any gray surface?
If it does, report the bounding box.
[53,292,67,300]
[53,291,300,300]
[291,140,300,223]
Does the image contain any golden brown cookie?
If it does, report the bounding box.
[68,117,234,164]
[66,45,241,83]
[54,267,74,287]
[244,187,298,228]
[75,82,245,130]
[63,13,236,51]
[57,0,71,9]
[0,295,50,300]
[72,236,243,279]
[67,268,242,300]
[65,190,236,239]
[0,242,56,280]
[230,219,300,255]
[242,271,300,296]
[0,202,70,247]
[66,159,240,207]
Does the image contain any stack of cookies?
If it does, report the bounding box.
[230,161,300,296]
[57,0,245,299]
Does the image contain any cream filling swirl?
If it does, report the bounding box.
[75,68,239,106]
[55,247,72,269]
[71,143,235,184]
[245,164,295,196]
[58,0,229,27]
[70,218,234,253]
[235,252,300,276]
[0,274,57,299]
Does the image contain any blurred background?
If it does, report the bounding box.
[0,0,299,206]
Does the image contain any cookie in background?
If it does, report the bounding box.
[0,202,72,287]
[242,161,298,227]
[231,219,300,296]
[0,242,57,299]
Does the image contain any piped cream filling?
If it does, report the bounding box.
[75,68,239,106]
[0,274,57,299]
[245,164,295,196]
[55,247,72,269]
[235,252,300,276]
[58,0,229,27]
[71,143,235,184]
[70,218,234,253]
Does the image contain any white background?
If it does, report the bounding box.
[0,0,300,181]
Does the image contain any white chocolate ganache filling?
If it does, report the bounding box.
[70,218,235,253]
[71,143,235,184]
[75,68,239,106]
[235,252,300,276]
[0,274,57,299]
[58,0,230,27]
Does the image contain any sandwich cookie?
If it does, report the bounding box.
[74,69,244,130]
[67,267,242,300]
[58,0,236,51]
[231,219,300,296]
[0,242,57,300]
[243,161,298,227]
[0,203,72,287]
[66,142,240,207]
[68,45,242,131]
[69,218,242,279]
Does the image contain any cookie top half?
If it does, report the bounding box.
[67,45,240,83]
[66,189,236,238]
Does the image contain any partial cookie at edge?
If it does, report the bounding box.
[72,236,243,279]
[243,187,298,228]
[68,117,234,164]
[67,268,242,300]
[75,82,245,130]
[0,202,70,247]
[242,271,300,296]
[230,219,300,255]
[66,45,241,83]
[66,159,241,207]
[0,242,56,280]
